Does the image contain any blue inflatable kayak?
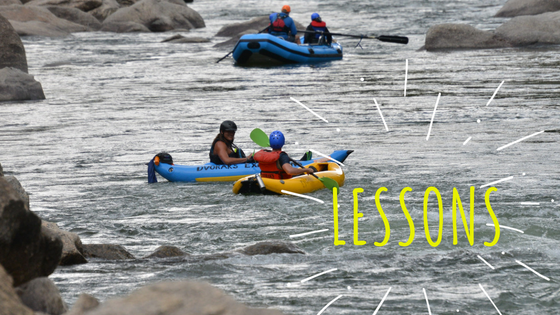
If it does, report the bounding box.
[232,34,343,66]
[154,150,353,182]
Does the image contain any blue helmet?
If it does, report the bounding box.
[311,13,320,21]
[269,130,285,149]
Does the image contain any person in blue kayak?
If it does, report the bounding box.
[253,130,314,179]
[304,13,332,45]
[268,5,300,44]
[209,120,254,165]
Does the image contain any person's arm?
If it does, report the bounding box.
[324,26,332,44]
[289,18,298,37]
[214,141,253,165]
[281,162,314,176]
[304,24,313,43]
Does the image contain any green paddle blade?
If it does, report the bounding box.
[250,128,270,147]
[318,177,339,191]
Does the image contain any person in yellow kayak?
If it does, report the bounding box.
[253,130,315,179]
[209,120,253,165]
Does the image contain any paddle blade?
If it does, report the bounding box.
[319,177,339,191]
[375,35,409,44]
[250,128,270,147]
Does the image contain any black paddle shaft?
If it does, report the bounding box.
[289,157,320,179]
[297,30,408,44]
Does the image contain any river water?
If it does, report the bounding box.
[1,0,559,314]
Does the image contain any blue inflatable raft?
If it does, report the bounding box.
[232,34,343,66]
[154,150,353,182]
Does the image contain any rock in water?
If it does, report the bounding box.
[241,241,305,256]
[495,0,560,17]
[82,244,136,260]
[144,245,189,258]
[0,14,28,73]
[0,67,46,101]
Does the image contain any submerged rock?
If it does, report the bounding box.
[161,34,209,43]
[0,67,45,101]
[83,244,135,260]
[0,14,28,73]
[239,241,305,256]
[144,245,189,258]
[495,0,560,17]
[15,277,68,315]
[80,281,284,315]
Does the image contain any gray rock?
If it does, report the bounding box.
[15,277,68,315]
[4,175,29,210]
[0,14,27,73]
[0,67,45,101]
[42,221,87,265]
[24,0,103,12]
[102,0,204,32]
[100,20,148,32]
[424,23,510,51]
[495,0,560,17]
[0,176,63,287]
[0,265,34,315]
[161,34,209,43]
[144,245,188,258]
[0,5,90,36]
[82,281,284,315]
[239,241,305,256]
[82,244,135,260]
[216,15,304,38]
[64,293,99,315]
[46,6,102,30]
[214,29,257,48]
[88,0,118,21]
[0,162,3,176]
[0,0,23,6]
[495,11,560,46]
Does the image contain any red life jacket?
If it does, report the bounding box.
[311,21,327,39]
[254,149,292,180]
[270,14,289,34]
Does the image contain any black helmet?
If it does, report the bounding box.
[220,120,237,133]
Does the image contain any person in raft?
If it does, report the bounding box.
[303,13,332,45]
[268,5,300,44]
[253,130,315,179]
[209,120,253,165]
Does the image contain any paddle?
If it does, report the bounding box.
[249,128,340,191]
[216,25,271,63]
[297,30,409,44]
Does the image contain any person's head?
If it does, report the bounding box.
[281,5,291,14]
[269,130,285,150]
[311,13,321,22]
[219,120,237,141]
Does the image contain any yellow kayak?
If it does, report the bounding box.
[232,162,344,195]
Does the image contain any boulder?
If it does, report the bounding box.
[214,29,256,48]
[102,0,204,32]
[82,244,135,260]
[87,0,118,21]
[15,277,68,315]
[0,162,3,176]
[80,281,284,315]
[216,16,304,37]
[0,176,62,287]
[99,20,148,32]
[144,245,189,258]
[0,5,90,36]
[64,293,99,315]
[239,241,305,256]
[0,14,27,73]
[24,0,103,12]
[0,265,34,315]
[42,221,87,265]
[495,0,560,17]
[0,0,23,6]
[46,6,102,30]
[495,11,560,46]
[3,175,29,210]
[0,67,45,101]
[161,34,209,43]
[424,24,510,51]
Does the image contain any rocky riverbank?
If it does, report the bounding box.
[0,163,300,314]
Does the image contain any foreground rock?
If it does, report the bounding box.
[102,0,204,32]
[24,0,103,12]
[161,34,209,43]
[0,14,28,73]
[3,175,30,209]
[81,281,283,315]
[15,277,68,315]
[495,0,560,17]
[0,176,62,287]
[0,4,90,37]
[83,244,135,260]
[42,221,88,265]
[65,293,99,315]
[0,265,34,315]
[425,11,560,50]
[0,67,45,101]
